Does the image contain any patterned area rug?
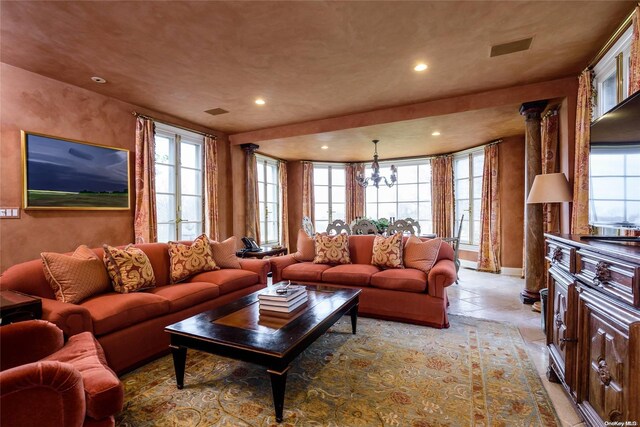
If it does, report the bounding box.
[116,315,558,426]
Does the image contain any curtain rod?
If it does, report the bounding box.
[132,112,217,139]
[588,7,635,68]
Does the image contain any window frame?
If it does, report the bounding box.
[312,163,346,232]
[453,149,484,247]
[593,25,633,119]
[364,158,432,234]
[154,123,204,243]
[256,154,281,245]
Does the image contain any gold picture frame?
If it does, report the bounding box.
[21,131,130,210]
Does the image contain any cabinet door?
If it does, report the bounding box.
[547,267,578,392]
[577,286,640,425]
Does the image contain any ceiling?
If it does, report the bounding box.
[0,1,634,159]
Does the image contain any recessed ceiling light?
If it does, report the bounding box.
[91,76,107,84]
[431,131,441,136]
[414,63,428,72]
[321,145,329,150]
[255,98,266,105]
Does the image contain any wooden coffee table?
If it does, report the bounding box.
[165,285,360,422]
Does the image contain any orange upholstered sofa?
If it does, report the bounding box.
[270,235,457,328]
[0,242,269,374]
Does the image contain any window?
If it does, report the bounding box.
[589,144,640,227]
[454,151,484,245]
[593,26,633,119]
[256,155,280,244]
[154,124,204,243]
[313,164,346,232]
[364,159,432,234]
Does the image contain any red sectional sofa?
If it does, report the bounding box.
[270,235,457,328]
[0,243,270,374]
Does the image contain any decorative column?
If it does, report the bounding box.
[520,100,548,304]
[241,143,260,242]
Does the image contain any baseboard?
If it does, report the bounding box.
[500,267,523,276]
[460,259,522,277]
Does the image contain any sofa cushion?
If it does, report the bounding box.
[189,269,258,295]
[322,264,380,286]
[313,233,351,265]
[43,331,123,420]
[132,243,171,286]
[149,282,220,312]
[210,237,242,269]
[404,236,442,274]
[347,234,376,265]
[41,245,111,304]
[81,292,170,336]
[282,263,332,282]
[103,245,156,293]
[292,229,315,262]
[168,234,218,283]
[371,233,404,269]
[370,269,428,293]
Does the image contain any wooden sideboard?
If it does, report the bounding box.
[544,234,640,426]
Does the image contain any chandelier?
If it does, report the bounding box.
[356,139,397,188]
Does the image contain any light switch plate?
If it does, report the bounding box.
[0,207,20,218]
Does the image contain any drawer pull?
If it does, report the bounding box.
[560,338,577,343]
[597,359,611,386]
[551,247,563,264]
[593,261,611,285]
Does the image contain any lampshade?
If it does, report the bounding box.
[526,173,572,204]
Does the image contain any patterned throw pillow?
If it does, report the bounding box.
[41,245,111,304]
[293,229,315,262]
[403,236,442,274]
[103,244,156,293]
[210,236,241,269]
[371,233,404,269]
[168,234,218,283]
[313,233,351,265]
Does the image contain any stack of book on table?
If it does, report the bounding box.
[258,285,308,317]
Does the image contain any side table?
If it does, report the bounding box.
[0,290,42,325]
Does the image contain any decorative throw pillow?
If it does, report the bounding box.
[404,236,442,274]
[371,232,404,269]
[168,234,218,283]
[103,244,156,293]
[313,233,351,265]
[292,229,315,262]
[41,245,111,304]
[210,236,241,269]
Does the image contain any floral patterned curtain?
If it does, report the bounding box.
[571,69,593,235]
[279,161,289,249]
[345,162,365,223]
[302,161,315,223]
[244,147,261,244]
[431,156,454,238]
[629,5,640,94]
[204,135,219,241]
[478,144,500,272]
[134,116,157,243]
[542,110,560,234]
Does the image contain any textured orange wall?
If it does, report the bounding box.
[499,135,526,268]
[0,63,228,271]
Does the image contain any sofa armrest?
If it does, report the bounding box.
[269,255,298,283]
[427,259,457,298]
[41,298,93,337]
[238,259,270,285]
[0,320,64,371]
[0,361,86,427]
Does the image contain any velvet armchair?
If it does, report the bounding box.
[0,320,124,427]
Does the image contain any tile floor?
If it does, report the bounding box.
[449,267,583,427]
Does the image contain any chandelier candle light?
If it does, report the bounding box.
[356,140,397,188]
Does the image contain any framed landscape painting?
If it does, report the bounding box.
[22,131,130,210]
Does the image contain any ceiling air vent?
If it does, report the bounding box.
[490,37,533,57]
[204,108,229,116]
